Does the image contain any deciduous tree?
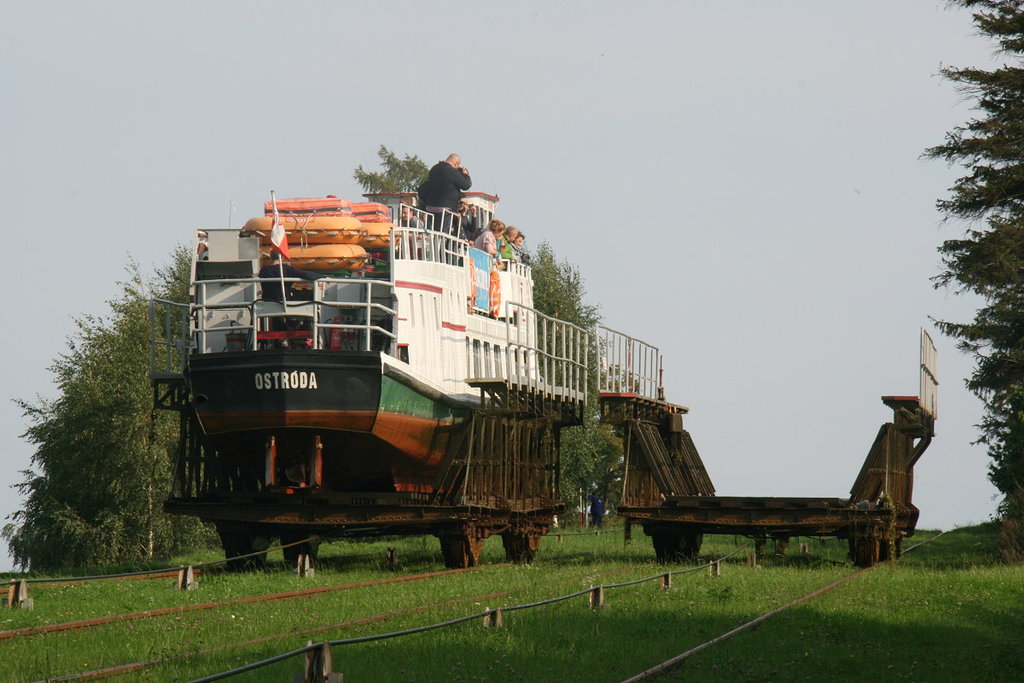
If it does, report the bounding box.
[2,248,215,570]
[530,242,623,515]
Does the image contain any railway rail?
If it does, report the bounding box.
[4,531,948,682]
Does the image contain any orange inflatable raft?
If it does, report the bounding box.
[359,221,393,249]
[243,216,365,244]
[262,244,368,271]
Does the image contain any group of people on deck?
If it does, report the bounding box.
[414,153,529,267]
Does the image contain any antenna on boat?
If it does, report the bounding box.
[227,200,235,228]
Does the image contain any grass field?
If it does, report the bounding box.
[1,523,1020,682]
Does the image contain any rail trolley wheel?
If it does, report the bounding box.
[439,531,483,569]
[651,531,703,562]
[216,524,271,571]
[878,535,903,563]
[850,537,881,567]
[280,531,320,567]
[501,530,541,563]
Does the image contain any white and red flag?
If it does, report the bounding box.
[270,219,289,259]
[269,191,290,259]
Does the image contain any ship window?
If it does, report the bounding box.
[408,293,414,326]
[399,344,410,364]
[476,339,484,377]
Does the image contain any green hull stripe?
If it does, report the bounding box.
[379,375,466,423]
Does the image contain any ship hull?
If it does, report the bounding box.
[186,350,468,493]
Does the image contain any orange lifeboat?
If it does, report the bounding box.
[359,221,393,249]
[242,216,365,245]
[261,244,368,271]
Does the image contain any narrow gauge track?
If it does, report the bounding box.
[34,589,513,682]
[3,548,607,643]
[13,536,322,590]
[620,531,949,682]
[0,566,471,641]
[33,550,701,682]
[8,533,886,681]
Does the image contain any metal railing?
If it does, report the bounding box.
[920,328,938,418]
[148,278,398,375]
[149,298,191,376]
[392,226,468,267]
[595,325,663,401]
[506,303,589,404]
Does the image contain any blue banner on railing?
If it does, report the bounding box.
[469,247,492,312]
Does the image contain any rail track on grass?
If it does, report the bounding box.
[33,588,515,682]
[0,565,472,641]
[619,530,949,681]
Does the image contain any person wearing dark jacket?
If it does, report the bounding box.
[258,252,325,302]
[420,153,472,232]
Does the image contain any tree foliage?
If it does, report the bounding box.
[2,247,215,570]
[926,0,1024,520]
[353,145,430,194]
[529,241,622,512]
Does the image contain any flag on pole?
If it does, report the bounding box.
[269,190,290,259]
[270,220,289,259]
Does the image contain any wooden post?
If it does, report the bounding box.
[709,560,721,577]
[482,607,504,628]
[800,542,809,554]
[588,585,605,609]
[296,554,314,578]
[295,641,342,683]
[6,580,33,610]
[386,547,397,567]
[175,565,197,591]
[661,573,672,589]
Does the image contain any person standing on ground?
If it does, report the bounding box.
[589,494,605,528]
[419,153,472,232]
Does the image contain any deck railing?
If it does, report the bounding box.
[506,303,589,404]
[148,277,398,376]
[595,325,663,401]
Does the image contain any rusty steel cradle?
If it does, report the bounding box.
[595,326,938,567]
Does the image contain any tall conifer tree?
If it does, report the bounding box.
[927,0,1024,520]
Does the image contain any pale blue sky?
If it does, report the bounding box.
[0,1,1002,569]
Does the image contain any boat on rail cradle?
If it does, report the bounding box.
[150,190,937,570]
[150,192,590,568]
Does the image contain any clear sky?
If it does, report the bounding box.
[0,1,1004,569]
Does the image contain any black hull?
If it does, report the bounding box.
[187,350,382,434]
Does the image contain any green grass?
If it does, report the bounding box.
[2,525,1021,682]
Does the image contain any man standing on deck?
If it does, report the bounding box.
[419,153,472,233]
